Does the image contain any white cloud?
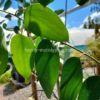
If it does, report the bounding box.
[79,12,100,29]
[84,12,100,23]
[60,17,65,23]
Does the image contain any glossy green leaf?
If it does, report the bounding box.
[0,27,8,74]
[0,0,4,7]
[32,35,38,40]
[3,0,12,10]
[5,14,12,21]
[37,0,54,7]
[3,23,7,29]
[35,39,60,98]
[60,57,83,100]
[24,4,69,42]
[78,76,100,100]
[11,34,35,79]
[54,9,64,15]
[18,19,21,27]
[14,26,20,34]
[76,0,89,6]
[35,37,42,49]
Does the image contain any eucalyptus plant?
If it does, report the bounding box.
[0,0,100,100]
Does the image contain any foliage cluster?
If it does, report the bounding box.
[0,0,100,100]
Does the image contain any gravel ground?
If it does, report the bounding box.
[0,82,57,100]
[0,67,96,100]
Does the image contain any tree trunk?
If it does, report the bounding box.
[31,72,38,100]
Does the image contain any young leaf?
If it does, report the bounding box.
[16,7,23,16]
[14,26,20,34]
[37,0,54,7]
[3,0,12,10]
[18,19,21,27]
[11,34,35,79]
[76,0,89,6]
[0,0,4,7]
[60,57,83,100]
[78,76,100,100]
[35,37,42,49]
[24,4,69,42]
[54,9,64,15]
[35,39,60,98]
[3,23,7,29]
[5,14,12,21]
[0,27,8,74]
[32,35,38,40]
[25,2,30,7]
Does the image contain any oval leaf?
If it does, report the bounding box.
[0,27,8,74]
[76,0,89,6]
[78,76,100,100]
[60,57,83,100]
[16,7,23,16]
[54,9,64,15]
[38,0,54,7]
[0,0,4,7]
[24,4,69,42]
[35,39,60,98]
[3,0,12,10]
[11,34,35,79]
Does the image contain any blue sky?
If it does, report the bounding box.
[0,0,97,29]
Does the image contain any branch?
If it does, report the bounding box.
[62,42,100,64]
[0,10,24,21]
[15,8,25,16]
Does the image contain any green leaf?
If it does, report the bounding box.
[35,37,42,49]
[5,14,12,21]
[25,2,30,7]
[54,9,64,15]
[37,0,54,7]
[11,34,35,79]
[76,0,89,6]
[24,4,69,42]
[0,27,8,74]
[78,76,100,100]
[3,0,12,10]
[18,19,21,27]
[35,39,60,98]
[16,7,23,16]
[3,23,7,29]
[0,20,5,25]
[0,0,4,7]
[14,26,20,34]
[32,35,38,40]
[60,57,83,100]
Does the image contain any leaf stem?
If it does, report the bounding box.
[15,8,25,16]
[0,10,24,21]
[62,42,100,64]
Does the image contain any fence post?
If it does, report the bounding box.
[94,24,100,75]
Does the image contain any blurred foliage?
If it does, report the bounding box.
[0,70,11,84]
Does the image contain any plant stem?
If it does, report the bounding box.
[15,8,25,16]
[62,42,100,64]
[0,10,24,21]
